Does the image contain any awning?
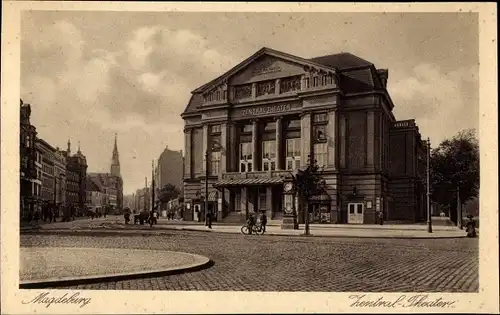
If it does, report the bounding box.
[208,191,218,201]
[214,177,284,188]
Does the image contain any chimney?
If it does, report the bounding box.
[377,69,389,88]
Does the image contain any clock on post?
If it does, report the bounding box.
[281,179,298,230]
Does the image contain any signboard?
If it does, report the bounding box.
[241,104,292,117]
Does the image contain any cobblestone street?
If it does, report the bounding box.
[21,231,478,292]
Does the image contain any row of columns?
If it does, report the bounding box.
[183,109,337,176]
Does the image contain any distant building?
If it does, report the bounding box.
[88,173,119,213]
[20,99,39,221]
[62,140,88,217]
[86,176,104,213]
[86,134,123,214]
[35,138,56,217]
[155,146,184,191]
[134,187,150,213]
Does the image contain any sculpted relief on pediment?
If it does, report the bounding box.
[230,55,306,86]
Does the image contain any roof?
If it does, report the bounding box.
[86,177,101,192]
[308,52,373,71]
[214,177,284,188]
[88,173,119,190]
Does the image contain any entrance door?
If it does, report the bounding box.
[348,203,364,224]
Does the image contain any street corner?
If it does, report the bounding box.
[19,247,212,289]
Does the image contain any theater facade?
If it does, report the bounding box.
[181,47,427,226]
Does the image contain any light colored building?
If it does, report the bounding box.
[88,173,118,213]
[181,47,426,225]
[155,146,184,191]
[86,176,104,213]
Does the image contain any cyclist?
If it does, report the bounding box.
[247,214,255,235]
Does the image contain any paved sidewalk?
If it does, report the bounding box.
[25,216,467,239]
[20,247,211,288]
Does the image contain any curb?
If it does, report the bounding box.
[22,227,468,240]
[19,258,214,289]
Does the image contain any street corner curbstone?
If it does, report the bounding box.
[19,250,214,289]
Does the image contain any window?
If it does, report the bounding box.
[262,140,276,171]
[314,142,328,168]
[286,138,301,170]
[239,142,252,172]
[258,188,267,210]
[313,76,319,87]
[210,124,221,135]
[210,151,221,175]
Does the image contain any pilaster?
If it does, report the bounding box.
[300,113,312,167]
[275,116,283,170]
[367,111,375,166]
[252,120,259,170]
[184,128,192,178]
[266,186,273,219]
[221,122,228,173]
[228,122,237,172]
[202,125,208,173]
[327,111,336,168]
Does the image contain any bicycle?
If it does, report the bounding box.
[241,222,265,235]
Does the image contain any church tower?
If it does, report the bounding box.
[110,133,121,177]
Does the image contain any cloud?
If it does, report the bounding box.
[389,63,479,143]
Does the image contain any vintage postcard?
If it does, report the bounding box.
[1,1,498,314]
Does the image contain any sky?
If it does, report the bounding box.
[20,11,479,195]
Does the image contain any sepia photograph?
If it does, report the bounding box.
[2,2,498,314]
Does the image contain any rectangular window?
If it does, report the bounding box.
[314,142,328,168]
[240,142,252,172]
[286,139,301,170]
[210,151,221,176]
[313,76,319,87]
[313,125,327,142]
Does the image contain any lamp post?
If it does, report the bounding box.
[426,137,432,233]
[456,184,462,229]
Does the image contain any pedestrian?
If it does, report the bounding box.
[206,211,212,229]
[465,214,477,238]
[378,210,384,225]
[260,211,267,232]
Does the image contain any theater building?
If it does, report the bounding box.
[181,47,426,226]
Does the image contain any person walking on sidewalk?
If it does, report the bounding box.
[378,210,384,225]
[206,211,212,229]
[260,211,267,232]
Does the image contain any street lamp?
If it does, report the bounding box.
[426,137,432,233]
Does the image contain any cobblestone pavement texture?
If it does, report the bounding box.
[20,247,207,282]
[21,231,478,292]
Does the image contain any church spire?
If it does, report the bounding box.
[111,133,121,177]
[67,139,71,154]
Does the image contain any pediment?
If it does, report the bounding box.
[193,47,337,94]
[229,55,307,86]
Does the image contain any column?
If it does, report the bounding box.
[275,79,281,95]
[266,186,273,219]
[241,187,248,219]
[228,122,237,172]
[221,122,228,174]
[251,83,257,98]
[217,189,224,221]
[252,120,259,171]
[327,111,336,168]
[300,74,306,90]
[202,125,208,174]
[300,113,312,167]
[275,117,283,170]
